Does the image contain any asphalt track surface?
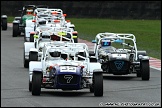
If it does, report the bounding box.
[1,27,161,107]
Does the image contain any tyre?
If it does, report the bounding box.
[2,18,7,30]
[30,34,34,42]
[93,72,103,96]
[74,38,78,43]
[29,52,38,61]
[29,80,32,92]
[24,50,29,68]
[13,23,19,37]
[66,33,71,39]
[32,72,42,95]
[141,60,150,80]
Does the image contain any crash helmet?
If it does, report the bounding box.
[101,39,111,47]
[48,49,61,58]
[41,31,51,41]
[26,9,33,15]
[38,18,46,25]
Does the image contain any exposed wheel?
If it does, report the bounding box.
[93,72,103,96]
[30,34,34,42]
[74,38,78,43]
[29,52,38,61]
[32,72,42,95]
[29,80,32,92]
[24,50,29,68]
[13,23,19,37]
[141,60,150,80]
[66,33,71,39]
[2,18,7,30]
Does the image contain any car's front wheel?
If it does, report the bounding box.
[32,72,42,95]
[23,50,29,68]
[141,60,150,80]
[93,72,103,96]
[13,23,19,37]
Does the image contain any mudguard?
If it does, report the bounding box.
[138,55,150,60]
[89,62,102,73]
[1,15,7,18]
[14,17,21,20]
[13,20,20,24]
[30,48,38,52]
[29,61,42,82]
[25,27,34,38]
[24,42,35,60]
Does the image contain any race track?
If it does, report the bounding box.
[1,27,161,107]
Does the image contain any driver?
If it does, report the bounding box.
[99,39,116,53]
[26,9,33,15]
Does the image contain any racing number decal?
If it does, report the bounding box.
[64,75,73,83]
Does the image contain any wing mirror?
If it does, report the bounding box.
[92,40,96,43]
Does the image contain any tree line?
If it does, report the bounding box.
[1,1,161,19]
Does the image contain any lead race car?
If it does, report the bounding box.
[29,42,103,96]
[92,32,150,80]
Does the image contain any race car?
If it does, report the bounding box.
[24,31,75,68]
[92,32,150,80]
[12,5,48,37]
[1,15,7,30]
[29,43,103,96]
[31,8,78,42]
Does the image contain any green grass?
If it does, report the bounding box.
[8,17,161,59]
[8,16,15,23]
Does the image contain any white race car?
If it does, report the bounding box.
[29,43,103,96]
[24,30,74,68]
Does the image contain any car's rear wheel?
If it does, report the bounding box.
[29,52,38,61]
[24,50,29,68]
[13,23,19,37]
[2,18,7,30]
[74,38,78,43]
[32,72,42,95]
[30,34,34,42]
[93,72,103,96]
[141,60,150,80]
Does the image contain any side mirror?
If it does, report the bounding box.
[63,14,67,17]
[92,40,96,43]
